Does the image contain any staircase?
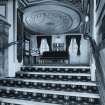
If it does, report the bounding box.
[0,65,100,105]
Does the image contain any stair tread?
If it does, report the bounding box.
[23,65,90,69]
[0,97,60,105]
[0,78,97,86]
[17,71,91,76]
[0,86,100,98]
[0,64,100,104]
[0,97,100,105]
[0,85,98,94]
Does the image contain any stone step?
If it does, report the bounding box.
[17,71,91,76]
[0,97,100,105]
[16,73,91,81]
[0,86,100,98]
[22,65,90,69]
[0,81,99,93]
[0,65,100,105]
[21,66,90,73]
[0,89,100,104]
[0,97,60,105]
[0,78,97,86]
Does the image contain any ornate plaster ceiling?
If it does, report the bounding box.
[23,3,81,34]
[21,0,81,5]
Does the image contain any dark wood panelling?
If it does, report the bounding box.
[17,9,24,63]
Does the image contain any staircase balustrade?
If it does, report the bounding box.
[84,34,105,105]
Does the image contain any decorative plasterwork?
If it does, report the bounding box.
[23,4,81,34]
[22,0,81,5]
[19,0,82,10]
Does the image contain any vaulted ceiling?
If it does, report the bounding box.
[19,0,90,34]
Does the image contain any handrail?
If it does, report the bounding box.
[0,40,24,51]
[84,34,104,83]
[6,40,24,48]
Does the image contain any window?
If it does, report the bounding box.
[0,4,6,18]
[53,43,64,51]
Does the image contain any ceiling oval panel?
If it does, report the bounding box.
[23,4,81,34]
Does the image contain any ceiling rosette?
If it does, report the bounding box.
[23,3,81,34]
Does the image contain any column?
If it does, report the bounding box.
[7,0,19,77]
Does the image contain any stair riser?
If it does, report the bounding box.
[0,101,99,105]
[0,89,100,104]
[16,73,91,81]
[0,66,100,105]
[0,80,98,93]
[21,68,90,73]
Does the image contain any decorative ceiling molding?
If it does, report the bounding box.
[25,0,53,4]
[18,0,27,9]
[23,3,81,34]
[17,0,91,35]
[19,0,82,10]
[22,0,81,4]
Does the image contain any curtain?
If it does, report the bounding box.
[37,36,52,51]
[66,35,72,52]
[30,35,38,56]
[40,38,49,55]
[76,36,81,55]
[66,35,81,55]
[69,38,78,64]
[69,38,78,54]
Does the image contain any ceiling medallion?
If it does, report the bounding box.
[23,4,81,34]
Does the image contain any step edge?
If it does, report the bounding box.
[17,72,91,76]
[0,86,100,98]
[0,97,60,105]
[0,78,97,86]
[22,66,90,69]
